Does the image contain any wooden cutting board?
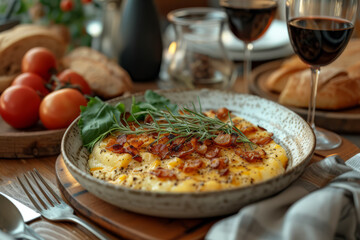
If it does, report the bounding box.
[0,117,65,158]
[55,136,360,240]
[55,155,219,240]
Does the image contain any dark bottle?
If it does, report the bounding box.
[118,0,163,82]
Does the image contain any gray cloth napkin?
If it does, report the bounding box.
[206,154,360,240]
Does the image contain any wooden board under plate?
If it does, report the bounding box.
[55,155,218,240]
[249,60,360,134]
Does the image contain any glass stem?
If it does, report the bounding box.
[308,67,320,130]
[243,42,253,94]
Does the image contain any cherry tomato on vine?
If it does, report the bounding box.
[11,72,49,97]
[39,88,87,130]
[60,0,74,11]
[0,86,41,129]
[57,69,92,95]
[22,47,57,81]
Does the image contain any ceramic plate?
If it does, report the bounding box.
[61,89,315,218]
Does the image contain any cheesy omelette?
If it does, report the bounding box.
[88,108,288,192]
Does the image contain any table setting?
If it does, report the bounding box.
[0,0,360,239]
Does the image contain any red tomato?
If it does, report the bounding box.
[0,86,41,129]
[39,88,87,130]
[22,47,57,81]
[57,69,92,95]
[60,0,74,11]
[11,72,49,97]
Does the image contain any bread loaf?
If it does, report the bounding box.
[278,67,360,110]
[0,24,66,75]
[63,47,132,99]
[0,24,67,92]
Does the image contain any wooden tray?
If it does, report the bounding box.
[55,156,218,240]
[0,117,65,158]
[249,60,360,134]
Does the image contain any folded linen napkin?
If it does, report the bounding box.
[206,154,360,240]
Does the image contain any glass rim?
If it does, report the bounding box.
[167,7,227,26]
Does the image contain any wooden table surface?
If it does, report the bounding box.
[1,80,360,240]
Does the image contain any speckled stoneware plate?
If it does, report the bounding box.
[61,89,315,218]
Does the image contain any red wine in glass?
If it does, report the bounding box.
[288,17,354,66]
[221,0,277,93]
[222,0,277,42]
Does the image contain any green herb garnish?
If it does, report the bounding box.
[79,90,253,152]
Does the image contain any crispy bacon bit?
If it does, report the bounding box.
[124,145,140,157]
[183,159,203,173]
[235,148,266,162]
[144,114,154,123]
[214,133,231,146]
[205,146,220,159]
[148,144,169,159]
[190,137,209,155]
[170,137,186,150]
[240,126,257,135]
[116,135,127,145]
[150,168,177,180]
[132,154,143,162]
[250,136,273,146]
[128,139,144,148]
[210,157,229,169]
[216,107,229,120]
[106,138,126,153]
[195,143,207,155]
[172,148,194,158]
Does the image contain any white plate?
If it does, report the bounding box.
[62,89,315,218]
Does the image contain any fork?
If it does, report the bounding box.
[17,169,110,240]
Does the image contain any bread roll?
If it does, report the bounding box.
[63,47,132,99]
[278,67,360,110]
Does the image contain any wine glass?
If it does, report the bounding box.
[220,0,278,93]
[286,0,358,150]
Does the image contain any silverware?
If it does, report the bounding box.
[17,169,110,240]
[3,193,40,223]
[0,192,44,240]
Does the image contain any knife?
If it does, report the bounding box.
[2,193,40,223]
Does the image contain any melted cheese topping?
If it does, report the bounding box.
[88,113,288,192]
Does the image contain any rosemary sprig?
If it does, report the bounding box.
[120,105,254,147]
[80,92,255,152]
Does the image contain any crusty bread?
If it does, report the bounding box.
[0,24,66,76]
[278,67,360,110]
[266,65,307,93]
[63,47,132,99]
